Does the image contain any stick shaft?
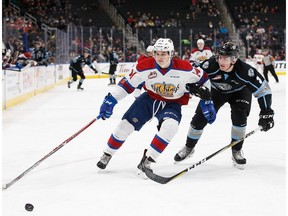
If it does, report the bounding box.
[3,117,100,190]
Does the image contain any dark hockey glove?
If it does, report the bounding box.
[99,93,118,120]
[258,109,274,131]
[93,68,98,74]
[69,66,73,70]
[186,83,211,101]
[200,100,216,124]
[192,62,200,67]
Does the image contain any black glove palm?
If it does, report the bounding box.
[186,83,211,101]
[258,109,274,131]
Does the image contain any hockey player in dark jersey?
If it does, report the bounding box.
[174,42,274,169]
[107,46,119,85]
[68,47,98,90]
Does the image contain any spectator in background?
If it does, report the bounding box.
[32,41,48,66]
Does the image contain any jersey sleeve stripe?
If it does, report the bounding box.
[118,77,135,94]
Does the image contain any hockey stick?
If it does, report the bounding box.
[143,126,262,184]
[100,72,125,78]
[2,115,102,190]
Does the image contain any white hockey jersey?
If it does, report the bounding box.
[253,53,264,64]
[189,47,213,65]
[112,57,210,105]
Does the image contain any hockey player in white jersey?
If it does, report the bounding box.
[253,49,264,74]
[96,38,216,178]
[189,39,213,66]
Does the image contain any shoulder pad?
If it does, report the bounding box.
[136,57,155,71]
[172,59,193,71]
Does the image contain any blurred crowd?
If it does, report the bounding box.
[2,0,286,70]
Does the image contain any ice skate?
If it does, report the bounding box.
[232,149,246,170]
[136,149,155,179]
[77,84,84,90]
[174,146,195,163]
[97,152,112,169]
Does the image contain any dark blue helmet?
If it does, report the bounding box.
[218,42,239,59]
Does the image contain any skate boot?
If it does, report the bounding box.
[108,82,116,86]
[77,84,84,90]
[97,152,112,169]
[136,149,155,179]
[232,149,246,170]
[67,81,71,88]
[174,146,195,162]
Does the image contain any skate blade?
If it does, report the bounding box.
[136,169,148,179]
[232,161,245,170]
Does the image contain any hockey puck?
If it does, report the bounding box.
[25,203,34,211]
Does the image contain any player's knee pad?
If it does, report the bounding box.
[157,118,179,141]
[113,119,135,141]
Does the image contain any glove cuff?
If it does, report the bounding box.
[107,93,118,104]
[260,108,274,115]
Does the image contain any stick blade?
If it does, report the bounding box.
[2,183,8,190]
[143,167,187,184]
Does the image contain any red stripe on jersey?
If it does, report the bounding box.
[118,77,135,93]
[198,71,209,84]
[107,134,124,150]
[150,135,169,153]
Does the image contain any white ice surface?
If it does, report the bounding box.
[2,76,286,216]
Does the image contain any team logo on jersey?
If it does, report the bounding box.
[202,61,209,69]
[248,68,255,77]
[212,82,232,90]
[148,71,157,79]
[197,56,207,61]
[151,82,179,97]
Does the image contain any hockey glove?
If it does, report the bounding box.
[200,100,216,124]
[186,83,211,101]
[99,93,118,120]
[258,108,274,131]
